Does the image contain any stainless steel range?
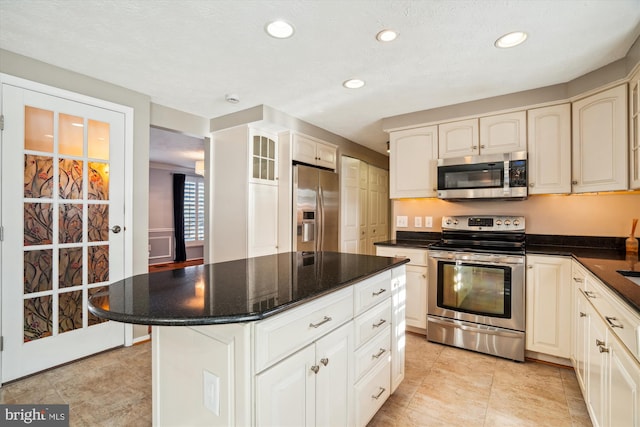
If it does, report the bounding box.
[427,215,526,361]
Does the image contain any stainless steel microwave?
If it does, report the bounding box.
[436,151,527,200]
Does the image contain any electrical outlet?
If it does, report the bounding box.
[414,216,422,227]
[425,216,433,228]
[203,370,220,415]
[396,216,408,228]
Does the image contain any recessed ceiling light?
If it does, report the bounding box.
[265,20,295,39]
[343,79,365,89]
[376,29,398,42]
[494,31,528,48]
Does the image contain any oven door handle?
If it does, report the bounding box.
[428,253,524,265]
[428,316,523,338]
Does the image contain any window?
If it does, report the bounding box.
[184,177,205,244]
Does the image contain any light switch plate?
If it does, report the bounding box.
[414,216,422,227]
[396,216,408,227]
[425,216,433,228]
[203,370,220,415]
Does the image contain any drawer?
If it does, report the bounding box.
[354,357,391,427]
[354,298,392,349]
[376,246,428,266]
[354,270,391,316]
[354,325,391,382]
[254,286,353,372]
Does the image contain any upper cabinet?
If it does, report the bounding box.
[572,84,628,193]
[389,126,438,198]
[479,111,527,155]
[438,118,479,158]
[630,67,640,189]
[438,112,526,158]
[527,104,572,194]
[292,132,337,170]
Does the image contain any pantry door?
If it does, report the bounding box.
[1,81,128,383]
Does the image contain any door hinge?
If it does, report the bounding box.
[0,114,4,131]
[0,336,3,351]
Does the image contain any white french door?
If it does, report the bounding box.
[1,81,128,383]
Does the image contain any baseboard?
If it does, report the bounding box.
[133,334,151,345]
[525,350,572,368]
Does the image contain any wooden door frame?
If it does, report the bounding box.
[0,74,135,384]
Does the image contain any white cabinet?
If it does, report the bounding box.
[376,246,427,332]
[389,126,438,198]
[256,321,354,427]
[438,118,479,158]
[525,255,572,359]
[630,67,640,189]
[572,84,628,193]
[341,158,388,255]
[292,132,337,170]
[479,111,527,155]
[571,260,640,427]
[390,266,406,392]
[527,104,572,194]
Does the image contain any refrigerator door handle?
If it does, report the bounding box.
[317,186,324,252]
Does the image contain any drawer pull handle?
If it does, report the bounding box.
[320,358,329,366]
[310,365,320,374]
[584,290,596,299]
[372,319,387,328]
[599,345,610,353]
[372,348,386,359]
[579,312,587,317]
[309,316,332,329]
[596,339,606,347]
[605,316,624,329]
[372,387,386,400]
[573,277,584,283]
[372,289,387,297]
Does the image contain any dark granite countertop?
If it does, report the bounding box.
[88,251,409,326]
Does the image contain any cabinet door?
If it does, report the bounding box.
[438,118,479,158]
[525,255,572,358]
[527,104,572,194]
[572,84,628,193]
[389,126,438,198]
[315,322,354,427]
[367,166,388,255]
[574,288,589,393]
[630,68,640,189]
[587,305,608,427]
[256,344,316,427]
[292,133,319,165]
[359,163,369,253]
[390,266,406,393]
[479,111,526,154]
[341,157,361,254]
[607,336,640,427]
[316,141,337,170]
[405,264,427,330]
[248,182,279,257]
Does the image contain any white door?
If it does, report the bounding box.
[1,83,126,382]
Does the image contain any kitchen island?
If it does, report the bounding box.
[89,251,409,427]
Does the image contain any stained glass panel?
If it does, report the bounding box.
[59,290,82,333]
[88,245,109,284]
[88,162,109,200]
[24,249,53,293]
[59,247,83,288]
[88,204,109,242]
[59,158,83,199]
[24,202,53,245]
[24,106,54,152]
[88,119,110,160]
[88,286,109,326]
[59,113,84,157]
[24,155,53,198]
[24,295,53,342]
[59,204,83,243]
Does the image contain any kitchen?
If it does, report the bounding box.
[1,1,640,426]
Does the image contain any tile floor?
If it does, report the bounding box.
[0,332,591,427]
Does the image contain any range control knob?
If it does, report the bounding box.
[504,220,511,226]
[513,219,520,226]
[453,220,459,225]
[496,220,502,226]
[445,218,452,225]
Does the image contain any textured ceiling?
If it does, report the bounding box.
[1,0,640,160]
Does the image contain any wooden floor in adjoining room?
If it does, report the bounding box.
[148,258,204,273]
[0,332,591,426]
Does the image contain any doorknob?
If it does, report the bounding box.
[111,225,122,233]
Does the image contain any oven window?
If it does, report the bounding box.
[437,261,511,318]
[438,163,503,190]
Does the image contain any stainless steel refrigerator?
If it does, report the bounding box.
[293,164,339,252]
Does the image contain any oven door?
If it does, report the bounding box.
[427,250,525,331]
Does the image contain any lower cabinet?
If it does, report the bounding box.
[255,321,354,427]
[571,260,640,427]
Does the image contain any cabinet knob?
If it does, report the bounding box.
[480,145,485,149]
[527,265,533,269]
[595,339,606,347]
[598,345,610,353]
[580,312,587,317]
[573,277,583,283]
[572,180,578,185]
[529,183,535,188]
[310,365,320,374]
[472,145,478,150]
[320,358,329,366]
